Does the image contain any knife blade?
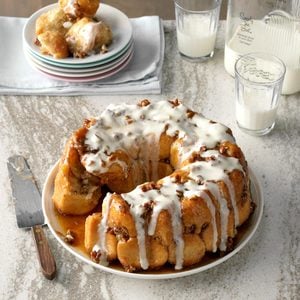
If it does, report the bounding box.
[7,155,56,280]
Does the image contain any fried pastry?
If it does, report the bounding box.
[35,7,70,36]
[59,0,100,19]
[66,17,112,58]
[37,31,70,59]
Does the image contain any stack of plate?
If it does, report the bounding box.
[23,4,133,82]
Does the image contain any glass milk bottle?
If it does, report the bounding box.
[224,0,300,95]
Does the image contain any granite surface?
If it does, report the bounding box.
[0,22,299,300]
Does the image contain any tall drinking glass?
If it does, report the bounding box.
[235,52,286,136]
[174,0,221,61]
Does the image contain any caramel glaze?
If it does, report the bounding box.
[55,208,88,254]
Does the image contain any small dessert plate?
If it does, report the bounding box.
[23,39,133,71]
[27,51,133,82]
[24,43,133,77]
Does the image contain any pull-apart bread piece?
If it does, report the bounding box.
[59,0,100,19]
[53,99,254,272]
[34,0,112,58]
[66,17,112,58]
[35,7,71,58]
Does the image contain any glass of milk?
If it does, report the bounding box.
[235,53,286,136]
[174,0,221,61]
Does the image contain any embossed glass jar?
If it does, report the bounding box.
[225,0,300,95]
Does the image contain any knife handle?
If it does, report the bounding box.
[31,225,56,280]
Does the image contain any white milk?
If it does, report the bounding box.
[225,17,300,95]
[177,15,217,58]
[236,89,278,131]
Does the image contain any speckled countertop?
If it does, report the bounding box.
[0,22,299,300]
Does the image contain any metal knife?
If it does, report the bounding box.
[7,155,56,280]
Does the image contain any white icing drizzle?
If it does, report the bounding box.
[94,152,244,269]
[205,182,229,251]
[93,192,112,266]
[198,189,218,252]
[193,150,244,227]
[82,101,234,178]
[80,21,103,52]
[169,198,184,270]
[120,177,184,270]
[223,176,240,228]
[187,150,243,247]
[66,21,105,56]
[88,101,245,270]
[129,200,149,270]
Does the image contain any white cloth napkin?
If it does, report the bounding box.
[0,16,164,95]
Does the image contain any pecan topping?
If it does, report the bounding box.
[125,115,133,124]
[188,152,202,163]
[186,109,196,119]
[173,174,186,184]
[195,177,204,185]
[200,146,207,152]
[138,99,151,107]
[109,154,117,161]
[169,99,181,107]
[113,226,129,241]
[141,182,161,192]
[63,229,75,244]
[176,190,184,198]
[205,155,216,161]
[91,249,102,263]
[141,200,155,219]
[226,237,234,252]
[125,265,137,273]
[219,145,229,155]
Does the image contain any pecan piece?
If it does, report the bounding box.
[138,99,151,107]
[125,265,137,273]
[176,190,184,198]
[173,173,186,184]
[91,249,102,263]
[169,99,181,107]
[125,115,133,124]
[141,182,161,192]
[186,109,196,118]
[113,226,130,241]
[219,145,229,155]
[63,229,75,245]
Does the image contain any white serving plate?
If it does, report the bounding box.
[23,3,132,66]
[42,162,263,280]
